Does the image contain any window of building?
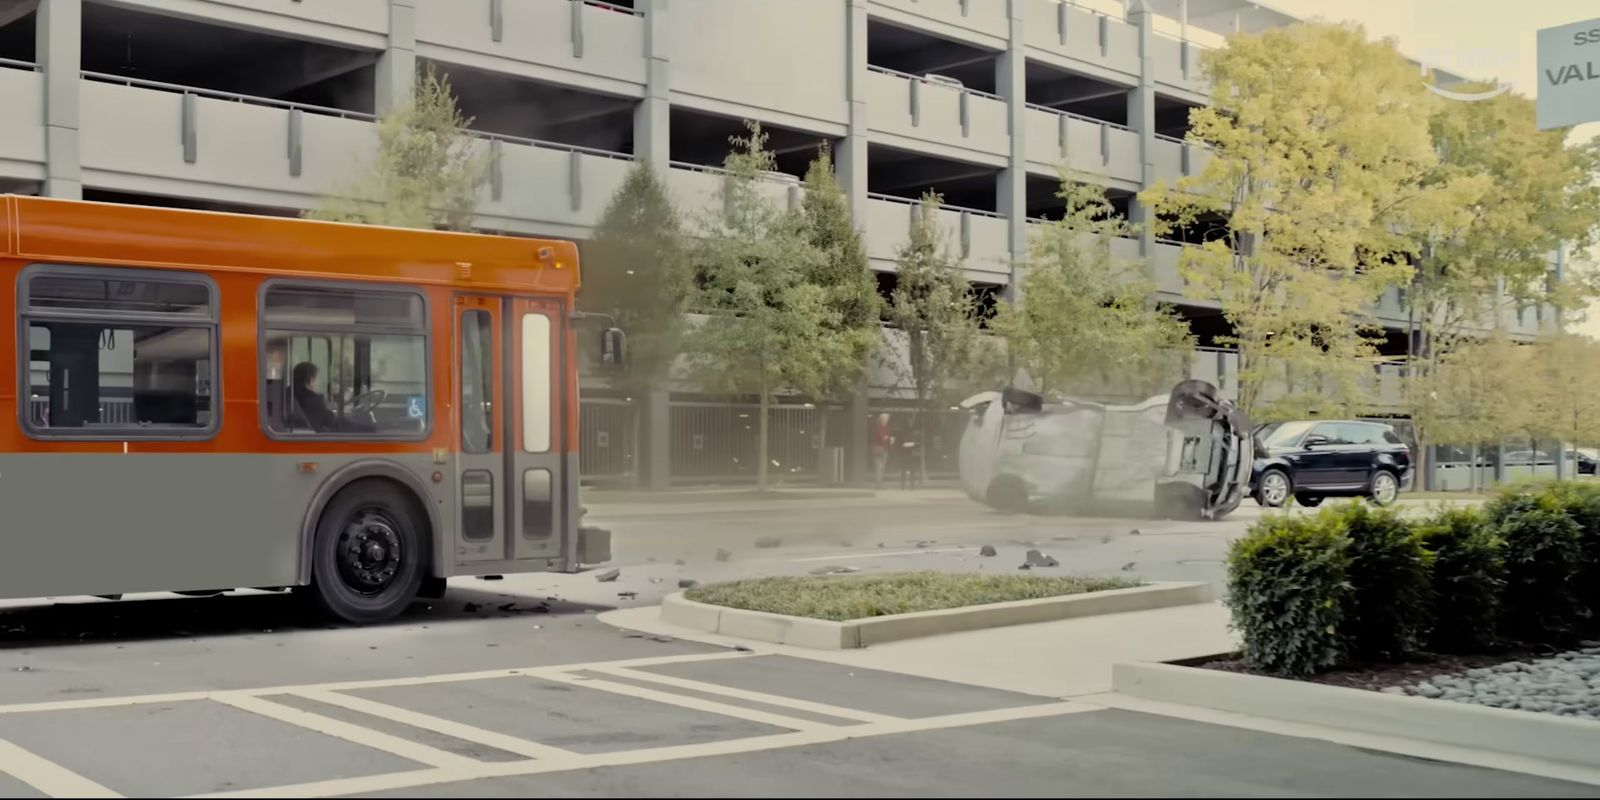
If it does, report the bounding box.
[21,267,218,436]
[262,284,429,438]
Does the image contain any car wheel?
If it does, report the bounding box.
[1255,469,1292,508]
[1295,495,1323,508]
[305,481,427,625]
[1369,471,1400,507]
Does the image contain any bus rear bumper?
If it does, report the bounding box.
[578,526,613,565]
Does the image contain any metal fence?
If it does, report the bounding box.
[668,402,850,485]
[579,397,638,481]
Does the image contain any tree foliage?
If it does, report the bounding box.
[992,173,1192,400]
[1405,90,1600,455]
[885,194,992,404]
[681,122,858,489]
[798,143,883,401]
[307,66,488,231]
[579,161,692,390]
[884,193,992,471]
[1141,22,1480,420]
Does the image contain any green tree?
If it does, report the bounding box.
[992,173,1192,400]
[1405,91,1600,464]
[1426,335,1542,492]
[682,122,855,490]
[797,143,884,450]
[578,161,692,391]
[885,193,991,477]
[1531,333,1600,454]
[1140,22,1480,420]
[308,66,489,231]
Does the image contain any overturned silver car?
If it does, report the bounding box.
[957,380,1251,520]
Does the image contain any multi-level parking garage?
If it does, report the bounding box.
[0,0,1562,487]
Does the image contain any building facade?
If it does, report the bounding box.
[0,0,1560,488]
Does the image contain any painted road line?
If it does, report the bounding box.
[788,547,978,562]
[0,739,120,799]
[0,651,757,718]
[590,666,899,724]
[293,690,581,761]
[190,700,1097,799]
[0,692,212,717]
[212,694,482,771]
[535,672,835,732]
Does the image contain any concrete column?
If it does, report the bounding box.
[36,0,81,199]
[376,0,417,114]
[840,0,872,485]
[635,0,673,490]
[1126,0,1157,256]
[996,0,1028,303]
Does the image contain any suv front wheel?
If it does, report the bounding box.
[1369,471,1400,507]
[1256,468,1292,508]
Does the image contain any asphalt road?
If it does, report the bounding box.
[2,494,1580,799]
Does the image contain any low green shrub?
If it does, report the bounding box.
[1225,510,1352,678]
[1412,506,1504,652]
[1536,482,1600,615]
[1336,504,1433,659]
[1487,490,1587,641]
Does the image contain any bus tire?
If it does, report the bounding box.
[306,480,427,625]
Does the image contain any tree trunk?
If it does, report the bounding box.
[757,377,770,492]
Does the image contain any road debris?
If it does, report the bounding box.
[809,565,861,576]
[595,568,622,583]
[979,545,997,557]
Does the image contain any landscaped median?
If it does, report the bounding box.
[661,571,1214,650]
[1111,481,1600,768]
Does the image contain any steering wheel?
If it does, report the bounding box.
[348,389,388,418]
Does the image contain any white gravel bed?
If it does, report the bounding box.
[1384,642,1600,719]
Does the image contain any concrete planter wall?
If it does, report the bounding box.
[662,581,1214,650]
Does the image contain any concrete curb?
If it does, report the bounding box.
[1112,661,1600,769]
[660,581,1214,650]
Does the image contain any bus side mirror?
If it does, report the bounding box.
[601,327,626,367]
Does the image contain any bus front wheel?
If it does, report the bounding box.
[305,481,427,625]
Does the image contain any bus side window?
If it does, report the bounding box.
[21,269,217,436]
[261,285,429,438]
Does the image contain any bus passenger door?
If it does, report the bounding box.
[509,298,567,563]
[454,296,504,563]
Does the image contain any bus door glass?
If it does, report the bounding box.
[455,296,504,563]
[509,298,565,562]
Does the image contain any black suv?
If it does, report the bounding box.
[1251,420,1411,508]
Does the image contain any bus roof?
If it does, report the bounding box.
[0,195,579,296]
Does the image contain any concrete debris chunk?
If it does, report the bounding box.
[1023,549,1059,568]
[594,568,622,583]
[809,565,860,576]
[979,545,997,557]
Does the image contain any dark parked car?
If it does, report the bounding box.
[1251,420,1411,508]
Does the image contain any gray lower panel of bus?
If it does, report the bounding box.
[0,452,580,600]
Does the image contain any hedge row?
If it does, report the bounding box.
[1225,482,1600,678]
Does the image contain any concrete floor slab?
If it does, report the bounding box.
[347,676,788,754]
[348,709,1600,798]
[0,699,421,797]
[636,655,1050,719]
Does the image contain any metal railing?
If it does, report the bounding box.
[867,192,1005,220]
[582,0,643,16]
[464,127,634,161]
[1022,102,1136,133]
[865,64,1004,101]
[1153,132,1186,145]
[0,57,38,72]
[80,70,378,121]
[28,397,137,426]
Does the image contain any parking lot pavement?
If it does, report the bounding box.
[2,642,1597,799]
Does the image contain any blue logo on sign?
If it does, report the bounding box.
[406,396,424,419]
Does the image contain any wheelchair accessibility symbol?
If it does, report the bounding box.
[406,396,424,419]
